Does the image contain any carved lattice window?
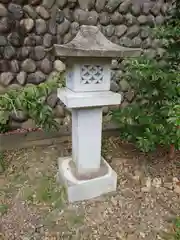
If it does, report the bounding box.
[81,65,103,84]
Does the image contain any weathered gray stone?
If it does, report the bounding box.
[105,0,121,13]
[16,71,27,85]
[142,38,152,49]
[24,35,36,46]
[0,3,7,17]
[4,46,16,60]
[17,47,31,60]
[20,18,34,33]
[0,60,9,72]
[21,119,36,129]
[40,58,53,74]
[115,25,127,37]
[132,36,141,47]
[36,6,50,19]
[0,17,11,33]
[102,106,109,115]
[88,11,99,25]
[119,0,131,13]
[144,49,156,59]
[57,35,63,44]
[125,89,135,102]
[68,0,77,9]
[151,38,161,49]
[57,0,67,9]
[71,22,79,35]
[47,92,58,108]
[35,19,47,34]
[147,14,155,26]
[111,12,123,25]
[8,3,23,20]
[161,38,168,47]
[43,33,53,47]
[0,72,14,86]
[104,25,115,37]
[161,4,168,15]
[111,59,119,70]
[23,5,37,19]
[151,3,161,16]
[54,60,66,72]
[155,15,164,25]
[0,36,7,46]
[0,85,6,94]
[126,25,140,38]
[42,0,55,9]
[31,46,46,61]
[125,13,136,26]
[27,71,46,84]
[110,35,119,44]
[34,35,43,45]
[99,12,110,26]
[57,19,70,35]
[74,9,89,25]
[110,81,119,92]
[157,48,166,58]
[48,19,57,35]
[0,47,3,58]
[113,69,123,80]
[158,60,167,68]
[11,111,28,122]
[131,4,141,16]
[140,27,150,39]
[22,59,36,73]
[54,104,65,118]
[143,2,152,15]
[63,8,74,22]
[64,32,74,43]
[119,79,130,91]
[10,60,19,73]
[78,0,95,10]
[28,0,41,5]
[119,36,132,47]
[8,32,21,47]
[95,0,106,12]
[8,85,22,94]
[137,15,148,24]
[55,9,65,24]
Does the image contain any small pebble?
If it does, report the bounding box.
[152,177,162,188]
[141,187,150,193]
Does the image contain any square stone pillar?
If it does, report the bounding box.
[54,25,141,202]
[72,108,103,175]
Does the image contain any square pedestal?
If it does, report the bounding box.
[57,157,117,203]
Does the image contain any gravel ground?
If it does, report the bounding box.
[0,136,179,240]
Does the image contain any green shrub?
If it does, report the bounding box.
[0,73,63,133]
[113,57,180,152]
[113,1,180,154]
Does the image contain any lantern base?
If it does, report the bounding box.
[57,157,117,203]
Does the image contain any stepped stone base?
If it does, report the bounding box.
[57,157,117,203]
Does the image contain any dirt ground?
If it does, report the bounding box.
[0,136,180,240]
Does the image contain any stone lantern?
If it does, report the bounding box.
[54,25,141,202]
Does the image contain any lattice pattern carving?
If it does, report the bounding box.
[81,65,104,84]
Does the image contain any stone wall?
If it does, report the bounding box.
[0,0,172,129]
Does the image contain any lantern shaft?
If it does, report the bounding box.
[72,108,102,175]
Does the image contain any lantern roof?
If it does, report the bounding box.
[54,25,141,59]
